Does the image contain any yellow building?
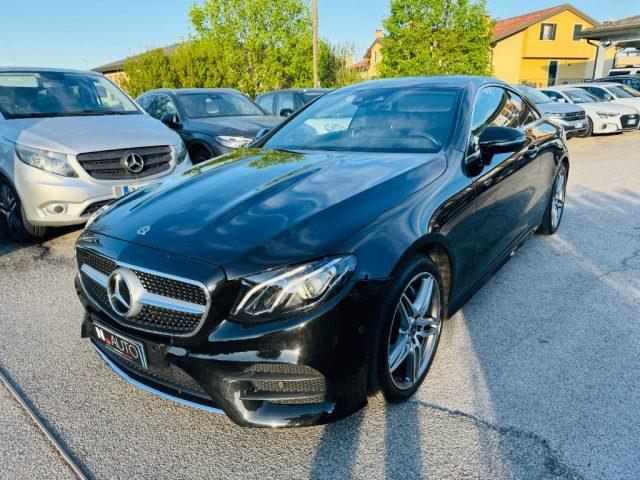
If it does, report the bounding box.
[491,4,615,86]
[352,4,619,86]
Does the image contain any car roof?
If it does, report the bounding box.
[594,74,640,79]
[141,88,244,96]
[345,76,507,93]
[0,66,101,75]
[258,88,332,96]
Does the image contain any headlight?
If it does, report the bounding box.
[230,255,357,322]
[597,112,619,119]
[85,203,112,228]
[173,141,188,164]
[215,135,253,149]
[14,144,77,177]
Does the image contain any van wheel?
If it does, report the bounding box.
[369,255,444,401]
[0,180,46,243]
[189,145,214,165]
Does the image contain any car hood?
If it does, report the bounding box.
[536,102,584,115]
[90,148,447,278]
[188,115,280,137]
[0,114,180,154]
[612,98,640,109]
[578,102,638,114]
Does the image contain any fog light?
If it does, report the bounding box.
[44,204,67,215]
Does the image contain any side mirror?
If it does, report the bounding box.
[478,126,527,165]
[279,108,294,118]
[256,128,271,140]
[160,113,181,129]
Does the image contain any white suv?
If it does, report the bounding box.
[0,68,192,241]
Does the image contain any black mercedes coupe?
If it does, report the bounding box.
[75,76,569,427]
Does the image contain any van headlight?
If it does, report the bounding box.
[173,140,188,164]
[215,136,253,149]
[15,144,77,177]
[230,255,357,322]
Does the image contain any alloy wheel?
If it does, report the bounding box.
[387,272,442,390]
[551,168,566,229]
[0,185,22,238]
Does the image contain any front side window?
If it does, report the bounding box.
[263,86,460,154]
[277,93,297,114]
[149,95,178,120]
[178,92,263,118]
[582,87,610,101]
[0,71,139,119]
[540,23,557,40]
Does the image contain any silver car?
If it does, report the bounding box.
[0,68,192,241]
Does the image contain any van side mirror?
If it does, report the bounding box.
[478,126,527,165]
[256,128,271,140]
[160,113,181,129]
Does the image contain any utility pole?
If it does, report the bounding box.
[312,0,319,87]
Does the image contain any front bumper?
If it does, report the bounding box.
[548,117,588,139]
[15,157,192,227]
[74,235,383,427]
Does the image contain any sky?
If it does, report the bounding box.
[1,0,638,70]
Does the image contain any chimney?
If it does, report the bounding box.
[375,28,384,38]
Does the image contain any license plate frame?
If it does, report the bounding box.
[94,323,147,369]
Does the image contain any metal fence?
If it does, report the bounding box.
[520,78,590,88]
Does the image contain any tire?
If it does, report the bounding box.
[579,118,593,138]
[369,254,445,402]
[0,179,46,242]
[189,145,214,165]
[539,163,568,236]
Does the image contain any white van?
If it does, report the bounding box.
[0,68,192,241]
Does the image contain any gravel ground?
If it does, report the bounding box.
[0,132,638,479]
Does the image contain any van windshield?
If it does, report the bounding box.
[0,71,140,119]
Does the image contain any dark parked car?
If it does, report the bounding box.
[76,77,569,428]
[590,75,640,91]
[256,88,331,117]
[137,88,279,164]
[514,84,588,138]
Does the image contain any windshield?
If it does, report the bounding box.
[178,92,264,118]
[0,71,139,119]
[609,84,640,98]
[515,85,553,104]
[263,86,460,154]
[564,89,600,104]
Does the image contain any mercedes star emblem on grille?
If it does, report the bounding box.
[107,268,144,318]
[123,153,145,173]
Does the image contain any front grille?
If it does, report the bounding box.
[133,270,207,306]
[77,248,209,336]
[621,114,639,128]
[76,146,172,180]
[565,111,586,121]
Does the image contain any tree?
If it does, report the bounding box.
[122,48,177,97]
[189,0,316,97]
[378,0,493,78]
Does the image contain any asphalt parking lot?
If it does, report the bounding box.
[0,132,639,480]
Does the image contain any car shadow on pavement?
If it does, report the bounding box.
[0,224,82,258]
[439,184,640,479]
